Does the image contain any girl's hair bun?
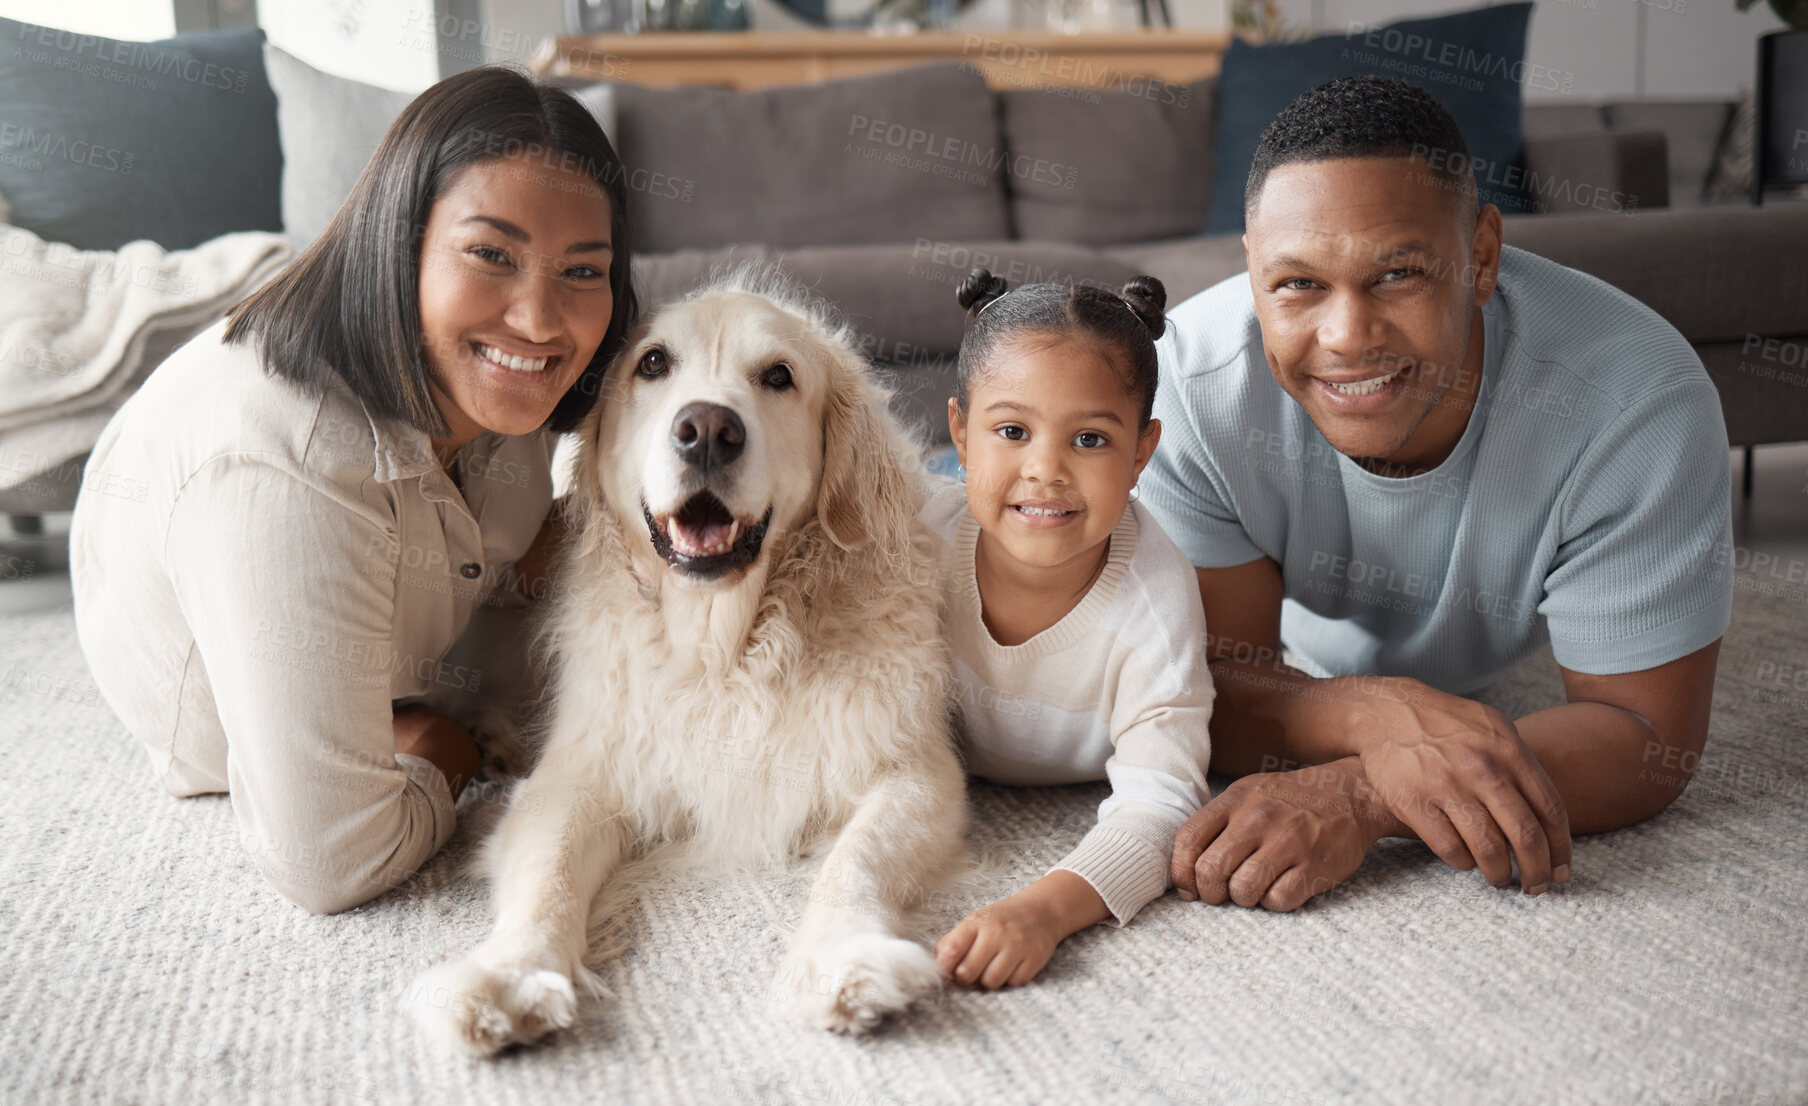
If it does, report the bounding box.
[1118,275,1167,340]
[957,267,1010,315]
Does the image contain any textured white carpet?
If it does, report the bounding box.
[2,578,1805,1106]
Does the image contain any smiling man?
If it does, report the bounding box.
[1144,77,1734,911]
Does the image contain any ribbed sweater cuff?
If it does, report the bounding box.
[1050,825,1171,927]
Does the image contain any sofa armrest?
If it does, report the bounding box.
[1521,130,1670,214]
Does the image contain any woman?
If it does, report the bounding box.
[68,66,637,914]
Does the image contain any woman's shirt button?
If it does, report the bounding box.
[460,562,482,579]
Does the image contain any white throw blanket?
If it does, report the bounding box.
[0,221,292,495]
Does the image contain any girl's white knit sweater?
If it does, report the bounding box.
[923,478,1216,924]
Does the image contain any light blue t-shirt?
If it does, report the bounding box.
[1141,246,1734,695]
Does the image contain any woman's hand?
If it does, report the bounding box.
[935,870,1110,988]
[510,502,570,601]
[392,704,481,800]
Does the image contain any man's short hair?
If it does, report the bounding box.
[1244,76,1479,224]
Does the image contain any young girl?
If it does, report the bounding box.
[927,268,1215,989]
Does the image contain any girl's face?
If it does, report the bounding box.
[948,333,1160,574]
[417,151,616,457]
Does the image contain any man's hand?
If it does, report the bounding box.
[1171,758,1397,912]
[1355,684,1572,894]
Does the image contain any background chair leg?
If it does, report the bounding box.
[7,514,44,536]
[1742,446,1754,499]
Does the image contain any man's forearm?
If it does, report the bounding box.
[1206,658,1404,776]
[1212,658,1691,835]
[1512,701,1684,834]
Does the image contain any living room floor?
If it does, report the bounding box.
[1732,443,1808,567]
[3,446,1804,1106]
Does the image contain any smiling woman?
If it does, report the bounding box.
[66,67,639,915]
[414,165,619,462]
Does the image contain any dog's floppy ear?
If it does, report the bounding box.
[818,350,917,554]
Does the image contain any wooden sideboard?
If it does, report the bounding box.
[531,30,1235,92]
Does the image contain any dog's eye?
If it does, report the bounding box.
[762,363,794,391]
[635,347,668,379]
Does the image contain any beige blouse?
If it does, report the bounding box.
[69,319,555,914]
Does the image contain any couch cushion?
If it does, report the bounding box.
[1204,2,1538,235]
[264,46,619,249]
[1603,100,1734,208]
[1520,130,1669,214]
[0,19,281,251]
[263,45,413,248]
[634,239,1142,359]
[611,64,1011,252]
[998,78,1216,246]
[1098,233,1250,305]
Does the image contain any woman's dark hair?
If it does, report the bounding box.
[954,268,1166,428]
[225,66,637,438]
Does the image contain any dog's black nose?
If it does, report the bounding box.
[671,402,745,470]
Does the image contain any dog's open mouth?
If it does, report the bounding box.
[644,493,772,576]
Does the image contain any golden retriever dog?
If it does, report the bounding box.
[409,267,969,1057]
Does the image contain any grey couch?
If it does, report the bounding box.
[608,66,1808,453]
[578,65,1808,453]
[6,63,1805,520]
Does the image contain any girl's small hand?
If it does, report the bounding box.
[935,898,1063,989]
[935,871,1110,989]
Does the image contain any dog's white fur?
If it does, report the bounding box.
[408,267,968,1056]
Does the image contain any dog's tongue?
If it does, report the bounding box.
[669,517,736,558]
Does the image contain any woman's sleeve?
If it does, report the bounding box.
[164,454,457,914]
[1048,569,1216,927]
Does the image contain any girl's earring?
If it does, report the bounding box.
[956,462,966,483]
[1128,483,1140,502]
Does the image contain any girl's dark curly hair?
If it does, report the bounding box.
[953,267,1166,428]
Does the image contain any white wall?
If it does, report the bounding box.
[469,0,563,65]
[0,0,175,39]
[258,0,442,91]
[7,0,1787,101]
[1269,0,1788,103]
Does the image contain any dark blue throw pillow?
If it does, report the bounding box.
[1204,3,1541,235]
[0,19,282,250]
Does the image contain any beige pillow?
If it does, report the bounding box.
[262,45,620,248]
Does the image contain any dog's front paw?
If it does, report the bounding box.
[406,955,579,1058]
[781,933,941,1034]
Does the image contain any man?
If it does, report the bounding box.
[1144,76,1733,912]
